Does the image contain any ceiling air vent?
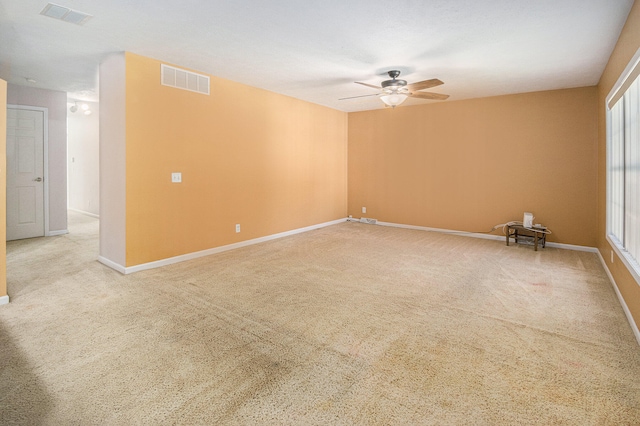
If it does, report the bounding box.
[40,3,92,25]
[161,64,210,96]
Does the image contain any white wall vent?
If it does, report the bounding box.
[161,64,210,95]
[40,3,92,25]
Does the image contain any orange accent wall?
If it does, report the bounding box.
[348,87,598,247]
[0,79,6,298]
[124,53,347,266]
[597,0,640,331]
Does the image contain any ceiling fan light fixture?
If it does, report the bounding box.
[342,70,448,107]
[380,93,408,108]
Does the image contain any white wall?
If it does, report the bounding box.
[98,53,126,268]
[68,100,99,216]
[7,84,68,233]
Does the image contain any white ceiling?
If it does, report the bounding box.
[0,0,635,112]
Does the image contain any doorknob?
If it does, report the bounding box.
[34,177,42,182]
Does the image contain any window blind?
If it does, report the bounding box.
[608,53,640,278]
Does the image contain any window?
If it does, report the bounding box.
[607,48,640,285]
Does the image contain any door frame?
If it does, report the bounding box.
[6,105,51,237]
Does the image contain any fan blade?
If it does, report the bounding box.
[408,91,450,101]
[406,78,444,91]
[355,82,381,90]
[339,93,380,100]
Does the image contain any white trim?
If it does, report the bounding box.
[101,218,347,275]
[596,251,640,347]
[606,235,640,286]
[545,242,598,253]
[7,105,50,237]
[68,208,99,219]
[605,98,613,238]
[377,220,503,241]
[44,108,50,236]
[98,256,126,274]
[0,295,9,306]
[606,47,640,110]
[375,220,597,252]
[48,229,69,236]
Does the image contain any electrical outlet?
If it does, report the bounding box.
[362,207,366,213]
[171,172,182,183]
[235,224,241,233]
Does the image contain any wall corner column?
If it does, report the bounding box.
[98,53,127,271]
[0,78,8,304]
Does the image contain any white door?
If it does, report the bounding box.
[6,108,45,240]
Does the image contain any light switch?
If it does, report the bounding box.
[171,172,182,183]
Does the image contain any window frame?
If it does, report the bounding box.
[606,47,640,287]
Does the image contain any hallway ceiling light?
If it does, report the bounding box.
[69,101,91,115]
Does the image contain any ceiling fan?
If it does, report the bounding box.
[340,70,449,108]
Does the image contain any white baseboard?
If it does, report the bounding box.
[0,295,9,306]
[69,208,99,219]
[596,251,640,347]
[47,229,69,237]
[377,220,504,242]
[103,218,348,275]
[375,220,598,253]
[97,256,126,274]
[545,242,598,252]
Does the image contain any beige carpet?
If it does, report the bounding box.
[1,211,640,425]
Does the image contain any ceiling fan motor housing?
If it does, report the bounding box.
[381,79,407,89]
[381,70,407,91]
